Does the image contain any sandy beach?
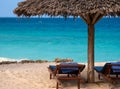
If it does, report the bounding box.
[0,0,120,89]
[0,62,120,89]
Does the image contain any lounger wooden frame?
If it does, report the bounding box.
[48,64,85,89]
[94,63,120,84]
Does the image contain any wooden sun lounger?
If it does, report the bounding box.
[94,62,120,84]
[48,63,85,89]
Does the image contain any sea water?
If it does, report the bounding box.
[0,17,120,62]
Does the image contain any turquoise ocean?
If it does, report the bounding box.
[0,17,120,62]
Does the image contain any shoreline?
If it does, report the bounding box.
[0,57,119,64]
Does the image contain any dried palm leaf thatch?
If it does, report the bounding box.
[14,0,120,17]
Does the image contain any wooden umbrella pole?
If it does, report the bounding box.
[87,23,95,82]
[80,15,95,82]
[87,13,104,82]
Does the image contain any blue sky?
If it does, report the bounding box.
[0,0,56,18]
[0,0,22,17]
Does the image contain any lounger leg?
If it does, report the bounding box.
[78,79,80,89]
[56,81,59,89]
[50,74,52,79]
[116,74,118,78]
[67,74,70,77]
[98,74,101,80]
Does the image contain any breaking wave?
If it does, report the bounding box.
[0,57,30,62]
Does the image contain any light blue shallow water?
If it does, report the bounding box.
[0,17,120,62]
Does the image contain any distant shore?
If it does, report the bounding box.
[0,57,74,65]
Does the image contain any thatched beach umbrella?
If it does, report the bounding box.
[14,0,120,82]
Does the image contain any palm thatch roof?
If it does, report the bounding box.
[14,0,120,17]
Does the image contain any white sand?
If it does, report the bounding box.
[0,62,120,89]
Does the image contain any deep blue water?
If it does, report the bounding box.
[0,17,120,62]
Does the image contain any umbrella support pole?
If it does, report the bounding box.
[87,23,95,83]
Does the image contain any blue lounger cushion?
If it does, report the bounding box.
[60,68,79,73]
[94,66,104,72]
[112,67,120,73]
[60,62,78,65]
[111,62,120,73]
[94,62,120,73]
[49,65,56,71]
[49,65,79,74]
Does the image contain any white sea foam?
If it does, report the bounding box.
[0,57,16,62]
[18,58,30,62]
[0,57,31,62]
